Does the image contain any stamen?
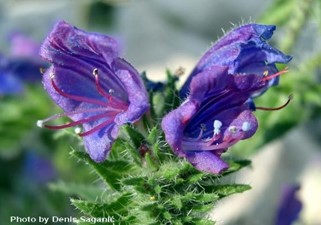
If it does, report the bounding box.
[92,68,128,109]
[79,118,114,137]
[37,120,44,128]
[213,120,222,136]
[93,68,112,100]
[50,77,110,107]
[182,133,243,151]
[256,95,293,111]
[74,127,82,134]
[43,112,116,130]
[262,68,288,82]
[37,107,111,125]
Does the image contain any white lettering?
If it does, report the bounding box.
[39,216,49,224]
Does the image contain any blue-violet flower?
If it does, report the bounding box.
[180,24,292,98]
[0,33,47,95]
[275,184,302,225]
[37,21,149,162]
[162,24,292,174]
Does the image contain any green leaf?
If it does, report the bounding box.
[161,70,180,115]
[49,181,106,202]
[147,126,159,144]
[120,124,145,149]
[71,193,135,224]
[71,150,135,191]
[222,159,252,176]
[212,184,251,198]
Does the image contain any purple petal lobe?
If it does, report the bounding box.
[186,151,228,174]
[40,20,120,66]
[161,101,197,156]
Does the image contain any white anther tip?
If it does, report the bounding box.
[92,68,98,76]
[242,122,251,132]
[74,127,82,134]
[213,120,222,129]
[36,120,44,128]
[213,120,222,135]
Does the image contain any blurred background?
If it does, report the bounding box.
[0,0,320,224]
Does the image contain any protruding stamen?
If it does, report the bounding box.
[43,113,114,130]
[92,69,127,109]
[50,77,110,107]
[256,95,293,111]
[262,68,288,82]
[37,120,44,128]
[50,71,55,79]
[242,122,251,131]
[74,127,82,134]
[79,118,114,137]
[263,70,269,76]
[213,120,222,135]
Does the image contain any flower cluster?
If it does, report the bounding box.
[38,22,291,173]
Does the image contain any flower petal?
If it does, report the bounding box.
[161,101,197,156]
[112,58,150,124]
[180,23,292,97]
[186,151,228,174]
[82,123,115,162]
[40,20,119,66]
[189,66,229,104]
[275,184,302,225]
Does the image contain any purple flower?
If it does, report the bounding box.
[0,57,24,95]
[180,24,292,98]
[162,24,292,174]
[37,21,149,162]
[23,151,56,184]
[275,184,302,225]
[162,66,265,173]
[9,33,41,58]
[0,33,47,95]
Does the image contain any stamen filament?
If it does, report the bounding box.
[51,78,110,107]
[256,95,293,111]
[182,132,244,151]
[44,112,117,130]
[262,68,288,82]
[79,118,114,137]
[38,107,110,125]
[93,69,128,109]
